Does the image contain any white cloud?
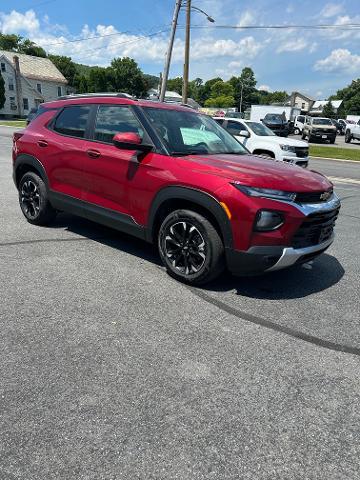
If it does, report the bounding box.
[0,9,39,33]
[277,38,308,53]
[314,48,360,73]
[237,11,255,28]
[319,3,344,18]
[258,84,271,92]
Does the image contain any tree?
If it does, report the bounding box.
[87,67,110,92]
[48,55,77,86]
[330,78,360,115]
[0,33,21,51]
[210,80,234,98]
[110,57,148,97]
[204,96,235,108]
[19,39,47,57]
[0,34,47,57]
[229,67,257,111]
[0,73,5,110]
[167,77,183,95]
[322,101,336,118]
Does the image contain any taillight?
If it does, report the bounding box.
[13,132,24,143]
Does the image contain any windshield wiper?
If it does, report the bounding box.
[171,150,208,157]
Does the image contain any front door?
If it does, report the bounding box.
[81,104,148,218]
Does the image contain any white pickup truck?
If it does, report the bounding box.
[214,117,309,167]
[345,120,360,143]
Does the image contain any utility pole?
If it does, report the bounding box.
[160,0,182,102]
[182,0,191,104]
[239,83,244,113]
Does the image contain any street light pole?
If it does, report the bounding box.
[160,0,182,102]
[182,0,191,104]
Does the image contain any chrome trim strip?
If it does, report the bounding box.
[266,234,334,272]
[266,192,341,215]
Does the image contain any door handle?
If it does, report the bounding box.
[87,149,101,159]
[37,140,48,148]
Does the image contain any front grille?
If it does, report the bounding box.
[295,147,309,158]
[296,189,333,203]
[291,208,340,248]
[312,129,333,135]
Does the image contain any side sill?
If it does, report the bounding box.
[49,191,148,242]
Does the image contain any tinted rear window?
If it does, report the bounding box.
[53,105,91,138]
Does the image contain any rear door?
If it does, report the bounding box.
[44,104,93,199]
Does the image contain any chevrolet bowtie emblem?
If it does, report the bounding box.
[320,191,331,201]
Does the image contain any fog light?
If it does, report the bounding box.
[254,210,284,231]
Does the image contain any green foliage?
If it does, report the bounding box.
[0,33,46,57]
[110,57,148,97]
[322,101,336,118]
[144,74,159,89]
[87,67,110,92]
[166,77,183,95]
[204,95,235,108]
[229,67,257,111]
[0,72,5,110]
[48,55,77,86]
[257,90,288,105]
[210,80,234,98]
[330,78,360,115]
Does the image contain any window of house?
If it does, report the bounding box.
[36,83,42,93]
[53,105,91,138]
[302,102,306,109]
[9,97,17,110]
[1,62,5,72]
[94,105,144,143]
[23,98,29,111]
[57,86,62,97]
[9,79,14,91]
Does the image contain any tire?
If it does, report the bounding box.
[294,127,300,135]
[308,135,315,143]
[19,172,57,226]
[345,131,352,143]
[329,137,336,144]
[158,209,225,285]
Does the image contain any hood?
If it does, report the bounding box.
[269,136,308,147]
[176,154,332,192]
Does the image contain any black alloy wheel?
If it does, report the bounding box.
[158,209,224,285]
[19,172,56,225]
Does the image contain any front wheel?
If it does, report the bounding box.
[345,131,352,143]
[19,172,57,225]
[293,127,300,135]
[158,210,225,285]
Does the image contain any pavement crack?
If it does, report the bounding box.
[0,237,107,247]
[188,286,360,357]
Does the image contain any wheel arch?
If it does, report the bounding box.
[147,186,233,249]
[252,149,275,158]
[14,154,49,190]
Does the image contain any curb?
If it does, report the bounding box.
[310,156,360,164]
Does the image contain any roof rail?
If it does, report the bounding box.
[57,92,136,100]
[143,98,196,110]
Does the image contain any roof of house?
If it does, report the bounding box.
[312,99,343,109]
[0,50,67,84]
[289,91,316,102]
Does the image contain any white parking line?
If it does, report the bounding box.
[329,176,360,186]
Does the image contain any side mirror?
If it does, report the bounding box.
[239,130,250,138]
[113,132,153,153]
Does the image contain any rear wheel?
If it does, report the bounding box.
[158,209,224,285]
[19,172,56,225]
[293,127,300,135]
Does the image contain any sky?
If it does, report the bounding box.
[0,0,359,98]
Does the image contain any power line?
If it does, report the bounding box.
[182,23,360,30]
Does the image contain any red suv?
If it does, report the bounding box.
[13,94,340,285]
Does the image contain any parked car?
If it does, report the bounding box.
[12,94,340,285]
[330,119,343,135]
[26,107,39,125]
[293,115,307,135]
[215,117,309,167]
[261,113,290,137]
[345,119,360,143]
[302,117,337,143]
[338,118,355,135]
[225,111,243,119]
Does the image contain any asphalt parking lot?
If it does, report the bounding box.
[1,126,360,479]
[290,132,360,149]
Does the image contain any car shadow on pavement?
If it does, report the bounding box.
[52,213,344,300]
[206,254,345,300]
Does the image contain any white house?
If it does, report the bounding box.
[287,91,315,113]
[0,51,68,118]
[309,99,343,115]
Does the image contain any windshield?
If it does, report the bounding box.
[143,107,248,156]
[246,121,276,136]
[313,118,333,125]
[264,114,283,123]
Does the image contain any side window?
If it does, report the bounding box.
[94,105,144,144]
[215,119,224,126]
[1,62,6,72]
[226,120,245,136]
[53,105,91,138]
[298,116,304,123]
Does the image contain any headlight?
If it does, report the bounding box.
[232,183,296,202]
[254,210,284,231]
[280,144,296,152]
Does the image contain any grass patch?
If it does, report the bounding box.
[0,120,27,127]
[310,145,360,161]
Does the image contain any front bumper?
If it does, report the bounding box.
[226,235,334,276]
[282,155,309,167]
